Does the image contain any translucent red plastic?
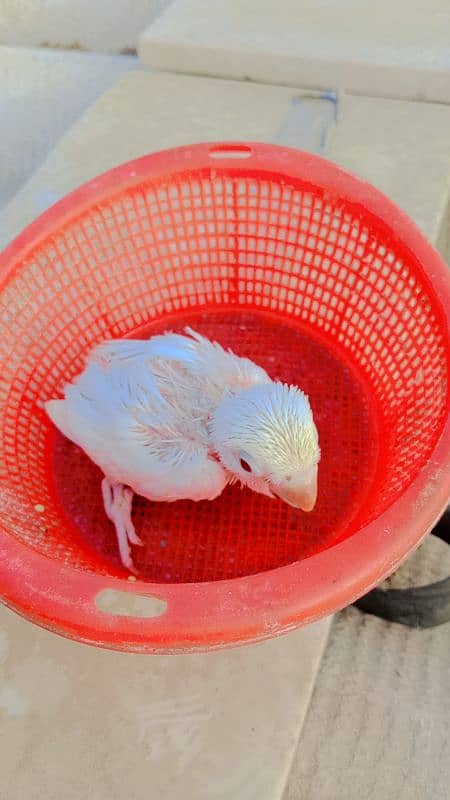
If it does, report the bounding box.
[0,142,449,653]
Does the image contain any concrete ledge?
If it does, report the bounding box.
[0,0,173,53]
[139,0,450,103]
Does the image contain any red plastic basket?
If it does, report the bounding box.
[0,142,449,653]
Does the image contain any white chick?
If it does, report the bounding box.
[46,328,320,572]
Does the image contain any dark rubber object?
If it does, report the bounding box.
[354,508,450,628]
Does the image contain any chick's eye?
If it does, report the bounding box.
[240,458,252,473]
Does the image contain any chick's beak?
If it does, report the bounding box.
[272,471,318,512]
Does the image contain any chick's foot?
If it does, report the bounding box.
[101,477,143,572]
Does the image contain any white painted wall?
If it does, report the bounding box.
[0,46,138,208]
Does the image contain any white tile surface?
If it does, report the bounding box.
[0,604,330,800]
[139,0,450,103]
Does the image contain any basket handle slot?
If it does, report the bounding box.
[95,588,167,619]
[209,144,252,159]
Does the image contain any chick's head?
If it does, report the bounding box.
[210,382,320,511]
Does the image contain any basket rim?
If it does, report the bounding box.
[0,141,449,654]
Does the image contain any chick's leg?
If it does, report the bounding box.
[101,477,143,572]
